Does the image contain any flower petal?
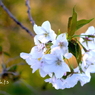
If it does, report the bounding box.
[20,52,30,59]
[33,24,45,34]
[42,21,51,32]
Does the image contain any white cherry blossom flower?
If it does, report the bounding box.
[20,20,95,90]
[80,26,95,51]
[45,67,91,90]
[33,21,57,44]
[20,53,48,77]
[20,44,48,77]
[45,77,64,89]
[42,53,70,78]
[51,33,68,55]
[30,43,46,58]
[20,52,40,71]
[73,66,91,86]
[51,45,72,59]
[65,72,91,87]
[45,73,79,89]
[20,43,45,59]
[82,50,95,73]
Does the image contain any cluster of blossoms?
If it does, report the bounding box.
[20,20,95,89]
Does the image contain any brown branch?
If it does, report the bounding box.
[0,1,35,37]
[25,0,35,26]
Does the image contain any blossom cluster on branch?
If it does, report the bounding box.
[0,0,95,90]
[19,8,95,89]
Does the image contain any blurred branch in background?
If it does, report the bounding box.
[0,0,38,94]
[25,0,35,26]
[0,0,35,37]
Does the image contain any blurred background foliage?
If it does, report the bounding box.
[0,0,95,95]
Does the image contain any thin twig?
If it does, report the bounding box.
[0,1,35,37]
[25,0,35,26]
[5,56,20,64]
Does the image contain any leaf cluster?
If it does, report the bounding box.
[67,8,94,64]
[67,8,94,40]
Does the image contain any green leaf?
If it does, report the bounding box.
[68,8,77,39]
[3,52,10,56]
[76,18,94,30]
[67,8,94,40]
[68,39,82,64]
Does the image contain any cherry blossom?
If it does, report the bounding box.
[42,53,70,78]
[51,33,68,55]
[33,21,57,44]
[20,23,95,90]
[80,26,95,51]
